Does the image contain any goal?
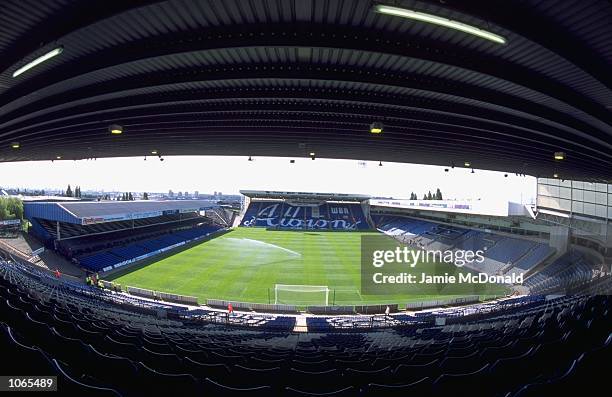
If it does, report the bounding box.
[274,284,330,306]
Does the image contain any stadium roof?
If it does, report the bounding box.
[369,198,523,217]
[0,0,610,181]
[58,200,217,218]
[241,190,371,201]
[24,200,217,224]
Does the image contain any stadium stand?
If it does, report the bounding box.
[22,201,224,273]
[76,225,222,272]
[0,258,609,396]
[505,244,556,277]
[33,213,200,242]
[525,252,595,294]
[24,201,215,242]
[374,215,556,276]
[241,201,369,230]
[1,0,611,393]
[56,216,204,257]
[78,252,123,273]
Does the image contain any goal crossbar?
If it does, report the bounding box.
[274,284,330,305]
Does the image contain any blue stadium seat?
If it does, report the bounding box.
[76,224,222,271]
[241,201,369,230]
[366,376,432,396]
[135,362,200,396]
[0,259,609,396]
[52,359,123,397]
[375,215,557,276]
[203,377,272,396]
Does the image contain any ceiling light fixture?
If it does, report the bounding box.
[10,142,20,149]
[370,122,384,134]
[554,151,566,161]
[151,150,158,155]
[373,5,506,44]
[464,161,471,167]
[12,46,64,78]
[109,124,123,135]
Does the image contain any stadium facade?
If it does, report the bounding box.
[5,189,607,308]
[238,190,608,296]
[240,190,371,230]
[22,200,227,273]
[1,187,609,395]
[0,0,610,395]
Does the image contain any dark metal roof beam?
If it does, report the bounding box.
[2,63,609,146]
[2,89,609,160]
[3,23,610,130]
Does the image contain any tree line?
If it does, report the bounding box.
[0,197,23,220]
[409,188,443,200]
[98,192,149,201]
[5,188,46,196]
[64,185,150,201]
[64,184,82,198]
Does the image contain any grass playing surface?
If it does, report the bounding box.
[110,227,507,306]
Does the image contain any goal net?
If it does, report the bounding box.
[274,284,330,306]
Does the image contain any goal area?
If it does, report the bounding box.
[274,284,330,306]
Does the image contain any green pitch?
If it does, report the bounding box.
[110,227,507,307]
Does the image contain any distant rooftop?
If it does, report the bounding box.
[24,200,218,225]
[240,190,371,202]
[59,200,217,218]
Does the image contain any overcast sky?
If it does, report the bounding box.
[0,156,536,202]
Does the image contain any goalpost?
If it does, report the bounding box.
[274,284,330,306]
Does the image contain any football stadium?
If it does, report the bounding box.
[0,1,610,396]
